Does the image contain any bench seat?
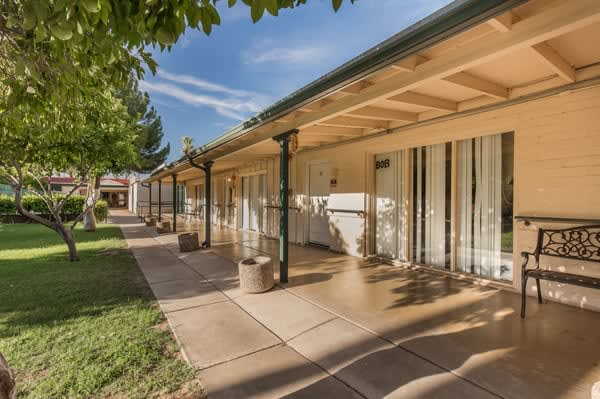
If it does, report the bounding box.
[525,269,600,290]
[521,224,600,318]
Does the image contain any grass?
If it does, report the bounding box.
[0,223,202,398]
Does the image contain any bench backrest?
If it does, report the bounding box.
[535,225,600,263]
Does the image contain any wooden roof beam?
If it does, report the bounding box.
[487,11,513,32]
[320,116,389,129]
[443,72,508,99]
[388,91,457,111]
[390,55,426,72]
[347,106,418,122]
[530,42,576,82]
[340,80,374,95]
[301,125,365,136]
[300,98,334,112]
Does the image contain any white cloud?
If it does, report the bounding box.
[157,70,252,98]
[242,44,330,65]
[139,78,267,121]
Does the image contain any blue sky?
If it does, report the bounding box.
[140,0,452,162]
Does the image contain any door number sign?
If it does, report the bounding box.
[375,158,391,169]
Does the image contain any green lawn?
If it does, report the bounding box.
[0,223,202,398]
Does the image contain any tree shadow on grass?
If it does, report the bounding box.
[0,242,153,339]
[0,223,124,252]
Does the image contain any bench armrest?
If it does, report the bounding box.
[521,251,535,274]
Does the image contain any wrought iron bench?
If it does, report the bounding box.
[521,224,600,318]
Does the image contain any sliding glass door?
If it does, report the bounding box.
[456,132,514,281]
[410,143,452,269]
[373,133,513,281]
[375,151,407,260]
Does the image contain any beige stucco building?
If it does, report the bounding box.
[146,0,600,311]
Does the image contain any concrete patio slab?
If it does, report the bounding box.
[179,251,246,298]
[135,261,199,285]
[166,300,281,369]
[287,318,497,398]
[198,345,362,399]
[113,212,600,399]
[287,318,394,374]
[150,278,228,313]
[234,288,337,341]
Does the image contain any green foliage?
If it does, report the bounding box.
[117,78,170,173]
[0,195,15,215]
[0,224,199,398]
[0,195,108,219]
[94,200,108,222]
[62,195,86,215]
[18,194,84,214]
[1,0,355,107]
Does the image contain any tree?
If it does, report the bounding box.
[117,78,170,173]
[1,1,356,104]
[0,0,355,259]
[0,89,137,261]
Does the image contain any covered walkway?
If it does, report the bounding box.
[113,211,600,399]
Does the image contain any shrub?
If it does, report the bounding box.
[62,195,85,215]
[94,200,108,222]
[0,195,15,215]
[21,195,47,213]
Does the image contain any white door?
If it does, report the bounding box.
[242,176,250,230]
[375,153,397,258]
[309,163,331,246]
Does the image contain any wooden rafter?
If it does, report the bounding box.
[320,116,389,129]
[390,55,424,72]
[443,72,509,99]
[487,11,513,32]
[347,106,418,122]
[301,125,364,136]
[340,80,374,95]
[388,91,457,111]
[530,42,576,82]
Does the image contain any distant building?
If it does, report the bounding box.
[47,176,129,208]
[128,174,174,216]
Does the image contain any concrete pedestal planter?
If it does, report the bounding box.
[156,220,171,234]
[238,256,274,293]
[145,216,157,227]
[178,232,199,252]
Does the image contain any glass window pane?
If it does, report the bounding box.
[410,143,452,269]
[456,132,514,281]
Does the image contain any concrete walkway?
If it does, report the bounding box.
[116,214,499,398]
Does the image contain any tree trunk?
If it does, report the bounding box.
[84,177,101,232]
[58,226,79,261]
[83,208,96,232]
[0,352,16,399]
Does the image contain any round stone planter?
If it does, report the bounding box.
[156,220,171,234]
[238,256,274,293]
[178,232,199,252]
[145,216,157,227]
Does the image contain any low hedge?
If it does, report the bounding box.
[94,200,108,222]
[0,194,109,222]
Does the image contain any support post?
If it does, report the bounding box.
[172,174,177,233]
[158,179,162,221]
[203,161,214,248]
[273,129,298,283]
[148,182,152,216]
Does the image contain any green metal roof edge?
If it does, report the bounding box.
[153,0,526,177]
